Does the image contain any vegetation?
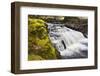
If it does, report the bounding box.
[28,16,58,60]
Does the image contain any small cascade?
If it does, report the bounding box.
[47,23,88,59]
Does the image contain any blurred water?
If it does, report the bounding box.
[47,23,88,59]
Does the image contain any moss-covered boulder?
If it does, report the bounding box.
[28,17,58,60]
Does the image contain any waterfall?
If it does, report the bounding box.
[47,23,88,59]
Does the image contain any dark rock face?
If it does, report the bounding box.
[65,23,88,37]
[63,17,88,37]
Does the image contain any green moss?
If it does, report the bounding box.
[28,17,58,60]
[28,54,44,60]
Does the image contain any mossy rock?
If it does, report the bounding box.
[28,17,59,60]
[28,54,44,60]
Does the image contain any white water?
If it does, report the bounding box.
[47,23,88,59]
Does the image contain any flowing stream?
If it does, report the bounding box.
[47,23,88,59]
